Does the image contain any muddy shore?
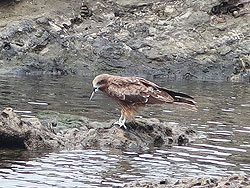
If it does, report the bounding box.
[0,0,250,81]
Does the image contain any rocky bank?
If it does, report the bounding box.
[125,174,250,188]
[0,0,250,81]
[0,107,197,151]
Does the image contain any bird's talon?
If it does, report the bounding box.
[113,121,127,129]
[119,123,127,129]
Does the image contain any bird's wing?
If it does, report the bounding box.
[106,77,174,104]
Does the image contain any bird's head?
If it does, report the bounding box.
[89,74,110,101]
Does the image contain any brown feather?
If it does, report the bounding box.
[92,74,196,120]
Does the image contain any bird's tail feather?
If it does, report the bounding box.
[163,89,197,111]
[172,97,197,111]
[164,89,194,99]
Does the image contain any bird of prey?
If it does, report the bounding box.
[90,74,196,129]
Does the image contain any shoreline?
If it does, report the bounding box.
[0,0,249,82]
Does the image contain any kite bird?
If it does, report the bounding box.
[90,74,196,129]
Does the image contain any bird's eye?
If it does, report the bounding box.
[97,80,106,85]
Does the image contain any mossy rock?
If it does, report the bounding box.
[37,111,89,130]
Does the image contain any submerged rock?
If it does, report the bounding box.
[0,108,197,151]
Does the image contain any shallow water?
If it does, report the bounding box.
[0,75,250,187]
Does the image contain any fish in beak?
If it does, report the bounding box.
[89,86,99,101]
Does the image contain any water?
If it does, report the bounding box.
[0,75,250,187]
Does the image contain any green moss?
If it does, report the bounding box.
[36,31,44,38]
[37,111,89,130]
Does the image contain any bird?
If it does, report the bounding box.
[89,74,196,129]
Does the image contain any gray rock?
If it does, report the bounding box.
[0,108,197,151]
[0,0,250,81]
[0,20,35,39]
[0,107,63,150]
[125,174,250,188]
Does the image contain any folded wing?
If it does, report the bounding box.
[105,77,196,109]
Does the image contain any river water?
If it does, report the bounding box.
[0,75,250,187]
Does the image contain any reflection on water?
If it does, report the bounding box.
[0,75,250,187]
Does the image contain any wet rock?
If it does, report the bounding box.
[210,1,245,16]
[0,0,249,81]
[231,54,250,82]
[125,174,250,188]
[72,118,196,151]
[0,108,63,150]
[58,115,197,150]
[0,20,35,39]
[0,108,197,151]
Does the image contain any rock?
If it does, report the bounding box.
[0,20,35,39]
[0,107,63,150]
[125,174,250,188]
[0,108,197,151]
[73,119,196,150]
[0,0,250,81]
[210,1,245,16]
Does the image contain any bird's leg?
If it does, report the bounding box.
[118,113,124,124]
[114,111,127,129]
[119,116,127,129]
[114,113,123,125]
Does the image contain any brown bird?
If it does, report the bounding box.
[90,74,196,129]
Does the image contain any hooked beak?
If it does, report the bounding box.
[89,87,99,101]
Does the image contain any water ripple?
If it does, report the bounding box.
[1,76,250,187]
